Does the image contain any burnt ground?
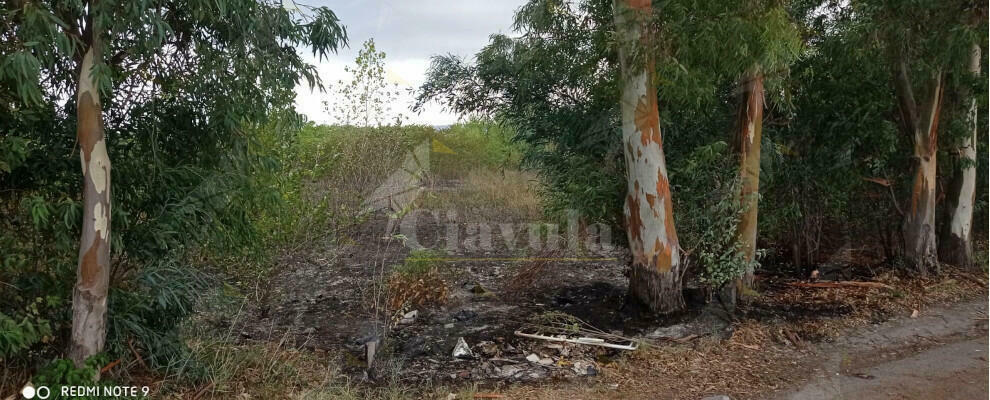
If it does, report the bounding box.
[227,205,693,385]
[209,176,988,398]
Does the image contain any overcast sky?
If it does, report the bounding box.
[294,0,524,126]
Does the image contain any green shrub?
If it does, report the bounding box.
[394,249,446,277]
[670,141,756,289]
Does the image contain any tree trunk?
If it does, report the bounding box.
[895,63,943,276]
[69,32,112,367]
[939,44,980,267]
[614,0,684,314]
[733,71,765,294]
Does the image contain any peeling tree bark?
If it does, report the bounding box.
[940,44,980,267]
[69,27,112,367]
[733,71,765,295]
[614,0,684,314]
[894,62,943,276]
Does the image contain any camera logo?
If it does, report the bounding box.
[21,384,50,399]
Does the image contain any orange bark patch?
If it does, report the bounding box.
[77,93,102,160]
[654,239,673,272]
[926,82,944,157]
[79,239,102,288]
[645,193,657,208]
[656,171,669,198]
[655,170,678,244]
[626,194,643,245]
[634,94,662,148]
[627,0,651,10]
[910,168,926,216]
[664,195,678,245]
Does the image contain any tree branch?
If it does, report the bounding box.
[892,59,918,136]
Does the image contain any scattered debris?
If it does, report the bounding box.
[365,339,379,368]
[452,337,473,359]
[783,329,806,349]
[100,358,122,374]
[701,395,731,400]
[950,270,988,286]
[572,360,597,376]
[525,353,541,363]
[851,373,876,380]
[477,341,499,357]
[786,281,894,290]
[399,310,418,324]
[515,328,638,350]
[470,283,493,296]
[648,323,692,340]
[910,309,919,318]
[453,309,478,321]
[473,393,504,399]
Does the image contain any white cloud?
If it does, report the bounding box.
[293,0,523,126]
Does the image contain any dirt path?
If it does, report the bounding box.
[775,299,988,400]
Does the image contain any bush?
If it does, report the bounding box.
[669,141,756,289]
[0,110,305,379]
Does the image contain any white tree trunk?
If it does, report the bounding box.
[940,44,980,267]
[614,0,684,313]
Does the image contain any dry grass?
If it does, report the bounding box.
[157,339,468,400]
[154,266,986,400]
[386,269,450,314]
[752,265,987,341]
[421,168,542,222]
[301,128,417,211]
[497,266,988,400]
[503,249,564,296]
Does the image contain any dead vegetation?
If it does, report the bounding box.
[503,249,564,297]
[420,168,543,222]
[142,127,987,400]
[498,266,987,400]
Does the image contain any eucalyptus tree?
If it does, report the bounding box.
[613,0,685,312]
[416,0,694,313]
[856,0,983,274]
[1,0,346,366]
[728,9,799,295]
[416,0,805,313]
[662,0,800,295]
[940,42,984,267]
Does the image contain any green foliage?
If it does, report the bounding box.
[325,38,407,126]
[33,356,108,400]
[416,0,802,232]
[431,119,526,178]
[395,249,447,277]
[0,0,348,379]
[758,7,906,263]
[0,135,29,173]
[416,0,623,226]
[654,0,802,106]
[669,142,754,287]
[0,297,57,358]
